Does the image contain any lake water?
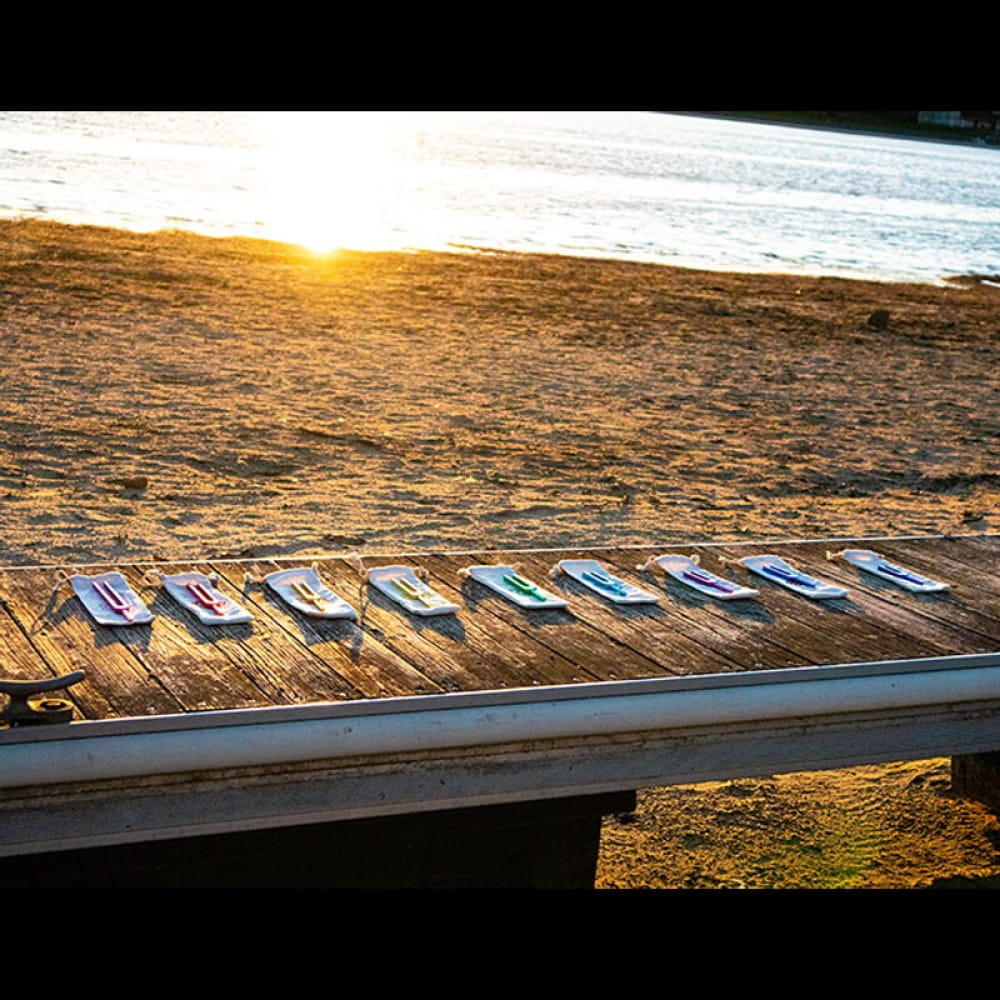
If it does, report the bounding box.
[2,110,999,284]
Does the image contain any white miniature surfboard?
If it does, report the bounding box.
[265,566,356,619]
[653,554,758,600]
[368,565,460,616]
[837,549,949,593]
[555,559,659,604]
[466,564,569,609]
[739,554,848,599]
[161,571,254,624]
[70,571,154,626]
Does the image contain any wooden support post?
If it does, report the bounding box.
[952,752,1000,813]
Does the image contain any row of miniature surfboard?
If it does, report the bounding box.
[66,549,949,627]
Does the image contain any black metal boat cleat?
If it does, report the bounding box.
[0,671,86,727]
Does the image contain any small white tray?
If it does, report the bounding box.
[70,571,154,626]
[654,554,758,600]
[556,559,659,604]
[368,565,460,616]
[162,571,254,624]
[265,567,357,619]
[466,565,569,609]
[740,555,848,599]
[839,549,949,593]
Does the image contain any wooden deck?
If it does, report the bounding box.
[3,534,1000,716]
[2,533,999,876]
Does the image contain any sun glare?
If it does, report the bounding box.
[256,111,405,254]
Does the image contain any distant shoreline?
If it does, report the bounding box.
[1,214,973,289]
[675,112,1000,151]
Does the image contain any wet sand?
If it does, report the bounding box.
[2,218,999,887]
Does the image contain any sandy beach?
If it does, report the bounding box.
[2,217,999,887]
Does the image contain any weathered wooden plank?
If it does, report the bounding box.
[822,537,1000,595]
[138,562,361,709]
[209,561,439,700]
[286,559,450,696]
[350,552,625,687]
[609,544,850,667]
[589,547,816,670]
[870,538,1000,621]
[607,540,988,666]
[857,540,1000,640]
[0,568,181,720]
[421,552,688,682]
[314,557,534,692]
[0,595,57,682]
[106,565,319,712]
[326,555,595,692]
[699,543,958,665]
[509,548,779,674]
[949,534,1000,566]
[785,544,999,658]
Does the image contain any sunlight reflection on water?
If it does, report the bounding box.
[1,110,998,282]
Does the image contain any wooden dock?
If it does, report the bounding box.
[2,533,999,887]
